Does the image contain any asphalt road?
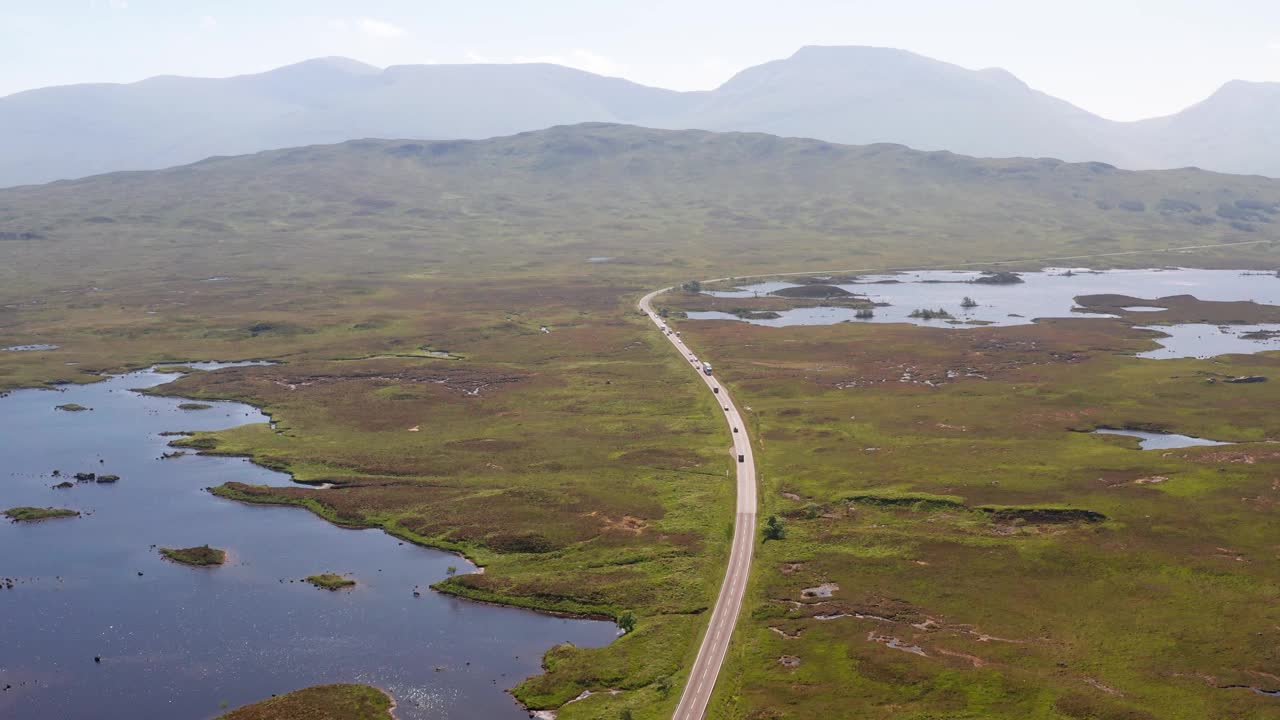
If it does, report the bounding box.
[634,239,1270,717]
[639,288,757,720]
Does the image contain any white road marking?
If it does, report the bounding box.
[637,237,1263,717]
[640,288,757,720]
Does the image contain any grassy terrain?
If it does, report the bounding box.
[159,545,226,566]
[216,684,394,720]
[2,124,1279,717]
[4,506,79,522]
[664,305,1280,719]
[305,573,356,591]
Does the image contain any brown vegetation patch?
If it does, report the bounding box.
[769,626,803,639]
[977,507,1107,524]
[616,446,705,470]
[667,291,871,315]
[935,647,989,667]
[692,318,1146,391]
[595,514,649,535]
[795,595,925,624]
[770,284,855,299]
[1052,693,1156,720]
[446,437,525,452]
[1190,447,1280,465]
[1075,293,1280,325]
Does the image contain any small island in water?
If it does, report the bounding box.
[5,506,80,522]
[306,573,356,591]
[55,403,90,412]
[216,684,394,720]
[159,545,226,566]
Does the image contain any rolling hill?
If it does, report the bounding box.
[1125,79,1280,177]
[0,57,689,187]
[1,47,1278,188]
[2,123,1277,297]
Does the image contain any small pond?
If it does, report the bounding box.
[1093,428,1232,450]
[691,268,1280,359]
[1133,324,1280,359]
[0,364,615,720]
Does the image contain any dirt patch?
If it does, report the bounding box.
[595,514,649,535]
[777,655,802,669]
[936,648,988,667]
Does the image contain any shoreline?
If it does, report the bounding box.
[2,363,611,720]
[380,686,399,720]
[207,483,619,622]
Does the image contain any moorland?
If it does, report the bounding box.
[2,123,1279,719]
[665,298,1280,720]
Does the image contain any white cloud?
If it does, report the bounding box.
[198,15,217,30]
[357,17,407,39]
[1268,41,1280,51]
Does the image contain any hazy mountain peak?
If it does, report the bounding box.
[252,56,382,80]
[788,44,929,61]
[745,44,949,78]
[279,56,382,75]
[976,67,1028,88]
[1164,77,1280,119]
[1203,78,1280,102]
[1,47,1278,187]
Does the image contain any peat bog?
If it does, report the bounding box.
[0,364,616,720]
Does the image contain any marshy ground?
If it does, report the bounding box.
[3,125,1280,718]
[668,298,1280,720]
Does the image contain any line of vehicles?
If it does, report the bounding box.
[660,324,714,375]
[658,318,740,460]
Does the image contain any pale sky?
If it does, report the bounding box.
[2,0,1278,121]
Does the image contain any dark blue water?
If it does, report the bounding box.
[0,364,616,720]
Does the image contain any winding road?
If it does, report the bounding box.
[637,238,1276,718]
[639,287,757,720]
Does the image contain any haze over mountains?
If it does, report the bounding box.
[3,45,1278,187]
[5,123,1278,286]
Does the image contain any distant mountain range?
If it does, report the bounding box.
[2,46,1278,187]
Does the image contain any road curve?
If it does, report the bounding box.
[634,240,1270,718]
[639,287,757,720]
